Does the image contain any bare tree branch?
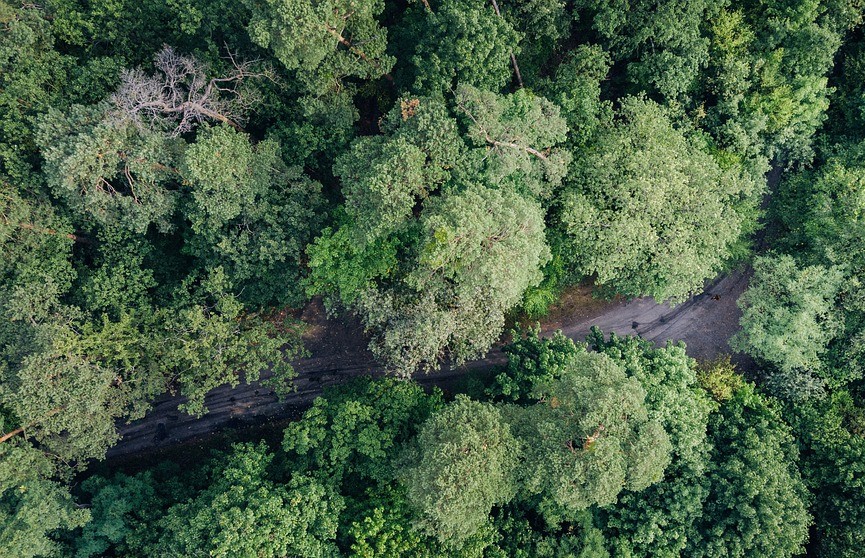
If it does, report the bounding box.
[455,94,549,160]
[111,45,273,136]
[488,0,523,89]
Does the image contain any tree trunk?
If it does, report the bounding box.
[489,0,524,88]
[0,407,64,444]
[6,221,88,243]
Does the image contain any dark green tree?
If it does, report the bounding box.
[687,383,811,558]
[0,2,75,183]
[790,390,865,558]
[282,377,443,485]
[245,0,394,93]
[573,0,720,100]
[149,443,343,558]
[182,125,323,307]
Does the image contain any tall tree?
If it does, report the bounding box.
[455,84,571,196]
[732,254,845,398]
[398,396,519,543]
[590,331,714,558]
[244,0,394,92]
[702,0,852,163]
[357,185,550,374]
[407,0,521,93]
[308,90,566,374]
[0,2,71,183]
[559,96,761,301]
[37,103,182,234]
[506,350,672,525]
[182,125,323,307]
[687,383,811,558]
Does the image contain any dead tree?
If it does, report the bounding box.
[111,46,271,137]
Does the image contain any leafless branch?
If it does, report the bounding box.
[455,94,549,160]
[489,0,523,88]
[111,45,272,137]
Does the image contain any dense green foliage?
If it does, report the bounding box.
[729,28,865,556]
[558,96,761,301]
[3,0,865,554]
[55,331,812,557]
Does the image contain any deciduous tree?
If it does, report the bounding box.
[399,396,519,543]
[687,383,811,558]
[559,96,761,301]
[507,350,672,525]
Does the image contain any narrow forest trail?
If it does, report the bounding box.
[106,267,752,459]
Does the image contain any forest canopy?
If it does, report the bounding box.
[1,0,865,555]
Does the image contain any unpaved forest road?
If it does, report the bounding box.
[107,268,752,459]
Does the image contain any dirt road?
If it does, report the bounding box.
[106,267,752,459]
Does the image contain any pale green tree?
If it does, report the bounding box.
[245,0,394,92]
[538,44,613,150]
[732,255,845,388]
[507,350,672,525]
[590,331,714,558]
[37,104,182,234]
[455,84,571,196]
[158,268,303,417]
[411,185,550,311]
[398,396,519,543]
[356,185,550,374]
[559,96,761,301]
